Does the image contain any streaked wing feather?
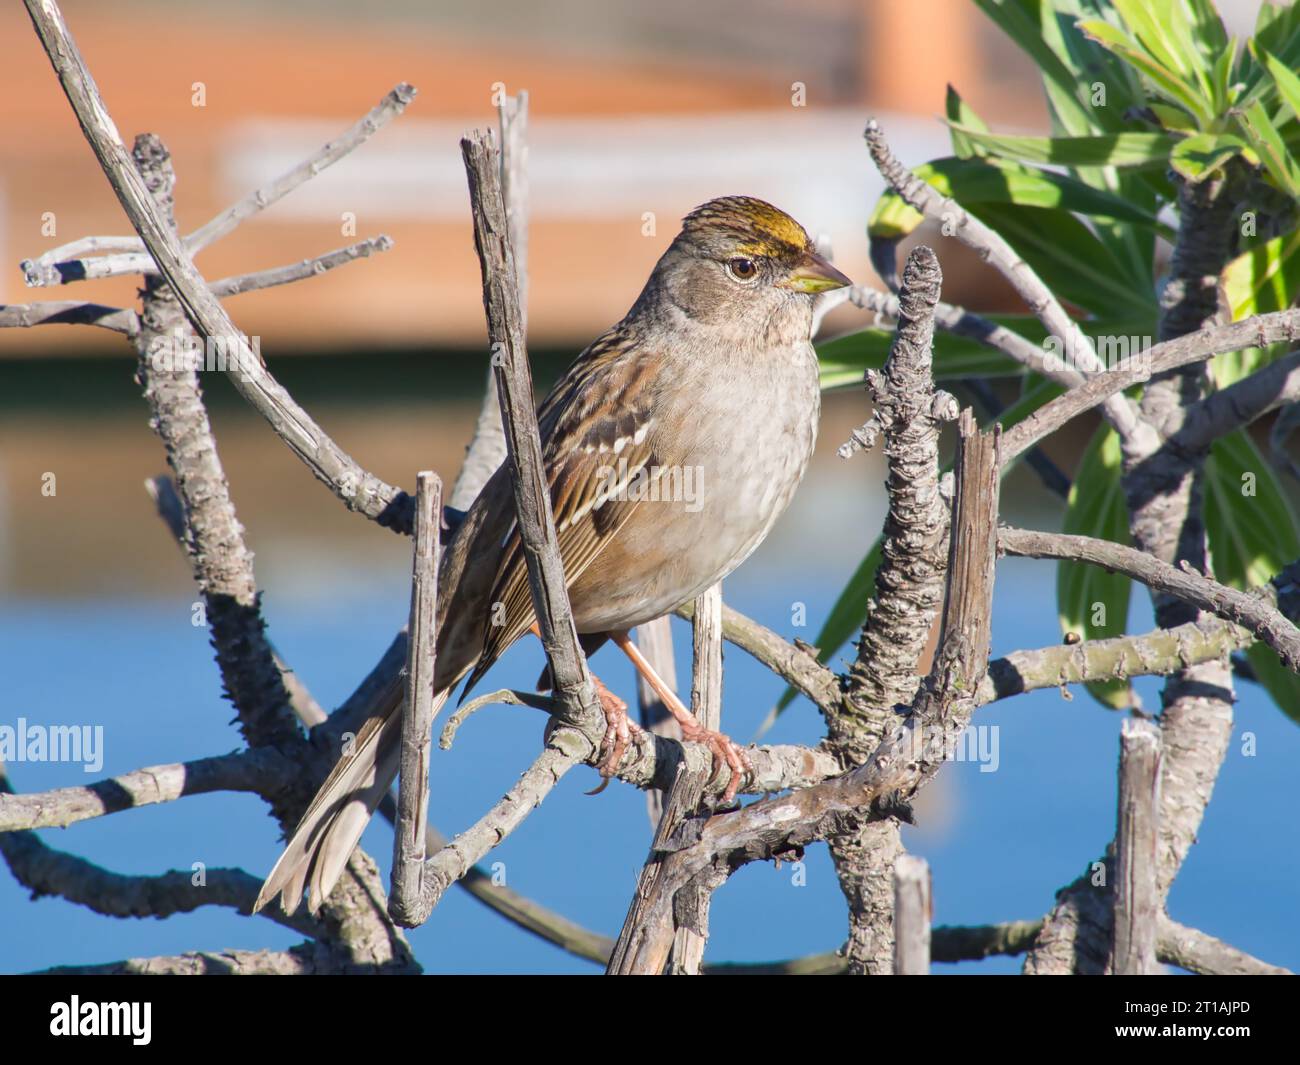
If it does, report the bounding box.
[465,326,658,691]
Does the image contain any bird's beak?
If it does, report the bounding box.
[779,251,853,293]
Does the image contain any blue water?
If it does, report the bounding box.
[2,556,1296,974]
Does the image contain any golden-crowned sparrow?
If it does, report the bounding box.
[256,195,849,915]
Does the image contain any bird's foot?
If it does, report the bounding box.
[678,720,753,803]
[586,675,642,794]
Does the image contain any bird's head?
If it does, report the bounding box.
[648,195,851,337]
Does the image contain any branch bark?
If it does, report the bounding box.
[978,616,1253,705]
[0,748,290,832]
[448,93,528,512]
[389,472,441,927]
[608,586,723,975]
[0,300,138,333]
[832,245,954,974]
[1111,719,1162,974]
[892,854,931,974]
[999,527,1300,671]
[209,236,393,298]
[1000,309,1300,467]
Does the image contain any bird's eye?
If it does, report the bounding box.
[726,257,759,283]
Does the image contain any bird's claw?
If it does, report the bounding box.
[680,721,752,802]
[586,681,641,794]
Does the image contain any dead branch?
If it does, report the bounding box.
[24,0,418,533]
[0,748,290,832]
[389,473,441,927]
[208,236,394,298]
[0,300,138,333]
[1001,308,1300,466]
[999,527,1300,671]
[863,119,1150,452]
[20,85,416,286]
[1111,719,1162,974]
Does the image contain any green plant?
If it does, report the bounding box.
[798,0,1300,723]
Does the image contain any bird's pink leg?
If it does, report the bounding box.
[609,628,752,801]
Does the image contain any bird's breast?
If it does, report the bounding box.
[569,341,820,632]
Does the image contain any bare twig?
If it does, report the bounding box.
[143,476,624,970]
[131,132,304,761]
[675,599,839,714]
[0,748,291,832]
[1173,348,1300,452]
[24,1,417,533]
[669,583,725,974]
[389,472,441,927]
[413,737,588,914]
[634,616,682,828]
[119,130,406,964]
[840,247,954,731]
[1158,916,1293,976]
[209,236,394,298]
[978,616,1253,705]
[863,118,1150,452]
[458,128,599,727]
[400,128,600,919]
[833,246,954,975]
[20,85,417,286]
[615,414,1001,959]
[0,300,138,334]
[32,945,402,976]
[999,527,1300,672]
[0,760,322,940]
[849,285,1050,383]
[1000,308,1300,466]
[448,93,529,512]
[892,854,932,974]
[1111,719,1162,975]
[1027,169,1252,975]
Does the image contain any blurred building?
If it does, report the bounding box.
[0,0,1048,356]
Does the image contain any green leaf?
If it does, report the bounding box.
[1261,48,1300,124]
[867,156,1162,241]
[1110,0,1201,79]
[969,202,1158,316]
[1204,429,1300,724]
[1170,131,1247,181]
[947,125,1180,169]
[1209,37,1237,114]
[818,327,1027,391]
[946,85,990,159]
[1147,102,1200,132]
[1077,18,1212,123]
[769,379,1064,721]
[1224,228,1300,321]
[973,0,1109,136]
[973,1,1159,285]
[1216,226,1300,387]
[1237,98,1300,197]
[1057,426,1133,709]
[1178,0,1229,56]
[1241,1,1300,101]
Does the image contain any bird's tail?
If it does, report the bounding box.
[253,675,451,916]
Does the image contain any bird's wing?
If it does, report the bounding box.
[462,329,660,693]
